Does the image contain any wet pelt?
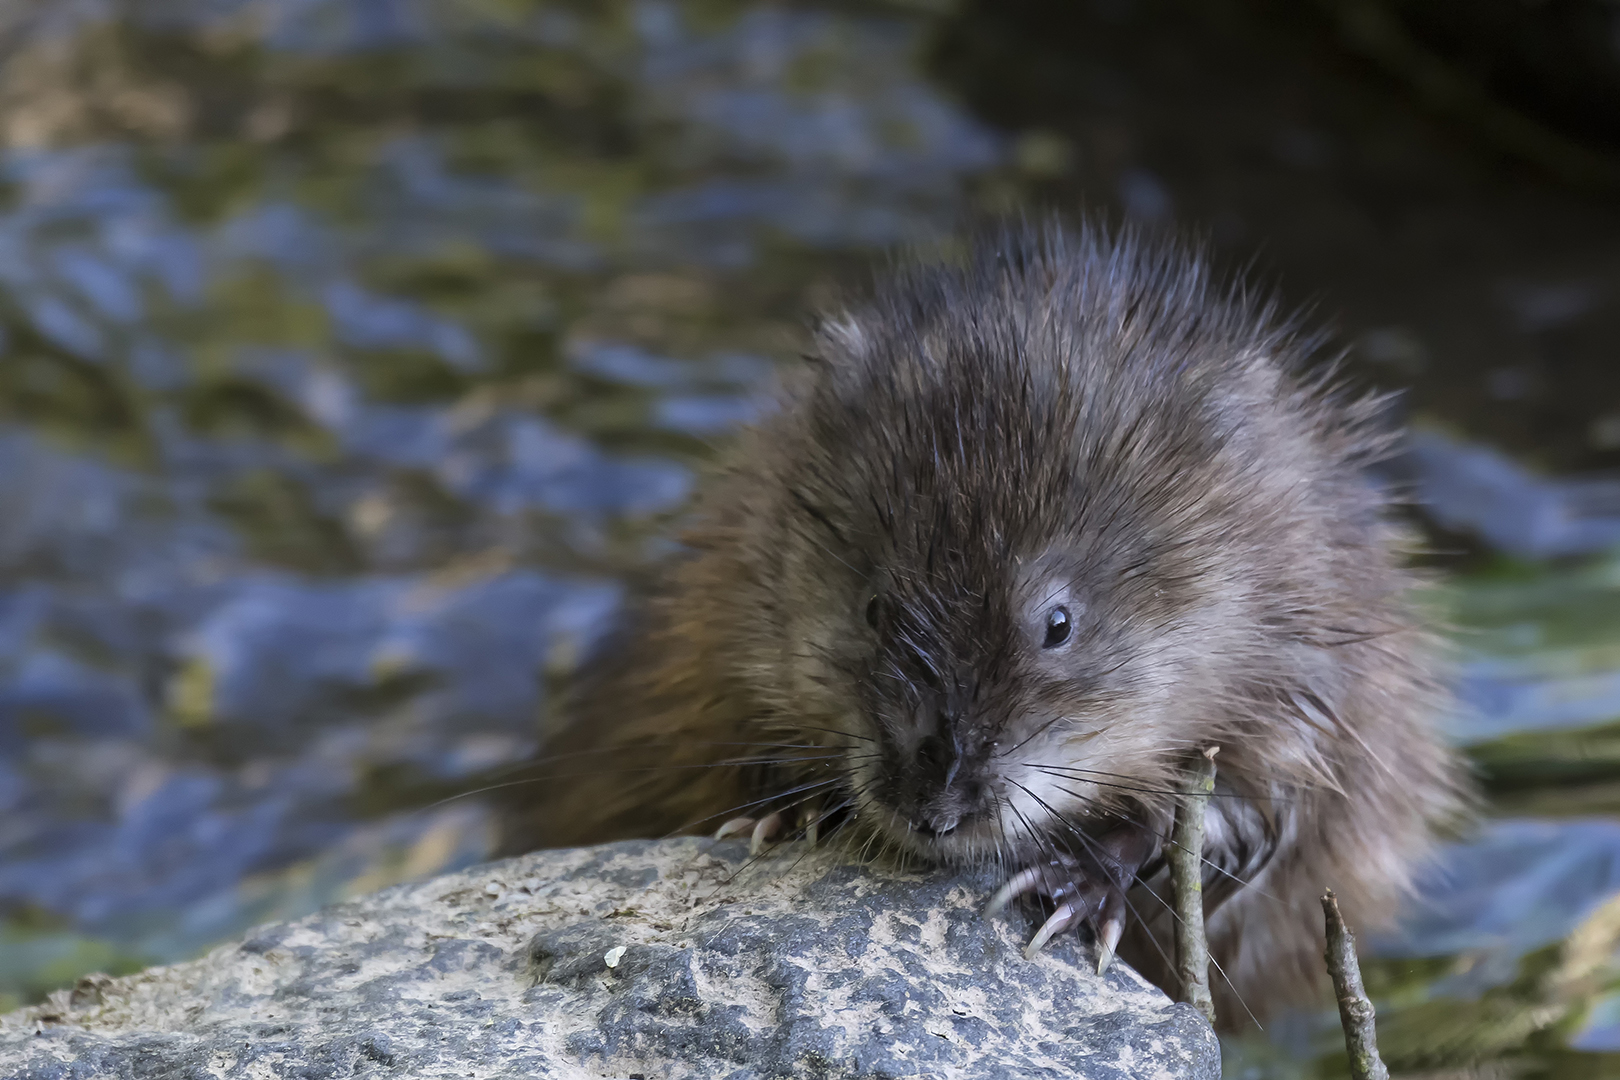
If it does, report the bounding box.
[498,221,1466,1028]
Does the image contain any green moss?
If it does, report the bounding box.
[1470,721,1620,793]
[0,322,150,462]
[0,914,150,1007]
[207,468,362,574]
[346,347,473,403]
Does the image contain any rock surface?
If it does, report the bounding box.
[0,838,1218,1079]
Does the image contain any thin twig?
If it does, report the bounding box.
[1171,745,1218,1026]
[1322,888,1389,1080]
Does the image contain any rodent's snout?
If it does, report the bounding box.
[908,810,960,838]
[880,731,996,845]
[894,782,993,846]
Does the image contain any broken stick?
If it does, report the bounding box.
[1322,888,1389,1080]
[1171,746,1218,1026]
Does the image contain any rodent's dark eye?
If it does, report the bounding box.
[1043,606,1071,648]
[865,595,881,629]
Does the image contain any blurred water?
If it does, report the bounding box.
[0,0,999,1005]
[4,2,1620,1075]
[1409,429,1620,562]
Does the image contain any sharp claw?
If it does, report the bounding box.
[800,803,820,847]
[749,812,783,855]
[1094,885,1127,973]
[985,866,1047,917]
[1095,913,1125,974]
[715,816,755,840]
[1024,902,1079,960]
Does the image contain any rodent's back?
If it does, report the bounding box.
[501,223,1462,1027]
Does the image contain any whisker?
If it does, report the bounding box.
[996,660,1133,758]
[1021,763,1295,802]
[667,777,847,841]
[1040,780,1282,904]
[700,786,852,899]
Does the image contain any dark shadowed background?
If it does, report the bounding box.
[2,1,1620,1075]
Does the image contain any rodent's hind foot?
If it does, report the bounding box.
[713,812,783,854]
[715,800,829,852]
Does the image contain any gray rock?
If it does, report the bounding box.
[0,838,1218,1079]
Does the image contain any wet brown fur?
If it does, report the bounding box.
[499,221,1465,1027]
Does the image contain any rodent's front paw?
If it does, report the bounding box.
[985,826,1155,972]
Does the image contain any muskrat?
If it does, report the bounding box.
[498,221,1463,1025]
